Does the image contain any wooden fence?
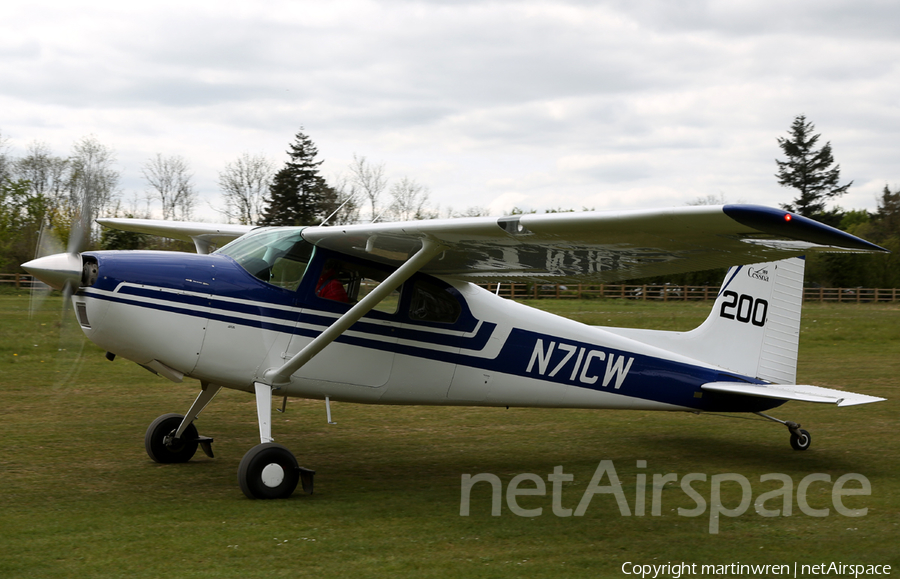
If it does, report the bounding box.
[473,282,900,303]
[3,273,897,303]
[0,273,38,289]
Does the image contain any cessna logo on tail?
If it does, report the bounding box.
[526,339,634,389]
[747,266,770,282]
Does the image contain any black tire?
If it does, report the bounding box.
[238,443,300,500]
[145,413,199,463]
[790,428,811,451]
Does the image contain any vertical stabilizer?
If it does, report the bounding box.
[601,257,806,384]
[684,257,806,383]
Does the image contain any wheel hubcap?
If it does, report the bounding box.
[261,463,285,488]
[164,430,184,452]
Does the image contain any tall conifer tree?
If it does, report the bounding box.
[261,128,332,226]
[776,115,852,217]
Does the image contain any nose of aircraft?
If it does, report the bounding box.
[22,252,84,291]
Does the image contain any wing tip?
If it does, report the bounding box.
[723,204,888,253]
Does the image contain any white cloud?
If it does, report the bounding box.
[1,0,898,221]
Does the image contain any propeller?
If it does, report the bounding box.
[21,194,94,388]
[22,194,93,301]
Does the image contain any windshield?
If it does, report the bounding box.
[215,227,314,290]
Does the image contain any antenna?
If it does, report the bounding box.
[319,197,353,227]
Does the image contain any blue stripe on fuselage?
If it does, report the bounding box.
[471,329,775,411]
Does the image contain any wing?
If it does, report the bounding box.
[96,218,256,254]
[300,205,887,283]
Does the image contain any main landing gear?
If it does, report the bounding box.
[144,382,315,499]
[755,412,812,451]
[235,382,315,499]
[238,442,314,499]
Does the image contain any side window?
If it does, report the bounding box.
[315,259,399,314]
[409,280,461,324]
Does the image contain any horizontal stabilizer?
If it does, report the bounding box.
[701,382,886,407]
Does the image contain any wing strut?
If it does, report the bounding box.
[261,238,446,386]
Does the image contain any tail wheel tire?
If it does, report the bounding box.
[238,443,300,500]
[145,413,199,463]
[790,429,811,451]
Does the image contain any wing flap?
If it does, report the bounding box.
[701,382,886,407]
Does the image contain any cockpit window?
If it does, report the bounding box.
[215,227,313,290]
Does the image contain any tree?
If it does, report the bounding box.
[15,141,69,209]
[0,178,48,272]
[100,213,148,250]
[867,185,900,288]
[776,115,852,217]
[687,193,727,206]
[0,130,11,185]
[0,135,120,266]
[319,173,361,225]
[386,177,436,221]
[217,152,276,225]
[66,136,120,247]
[445,205,489,218]
[348,154,387,222]
[261,128,333,226]
[873,185,900,240]
[141,154,196,221]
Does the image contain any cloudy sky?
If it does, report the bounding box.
[2,0,898,221]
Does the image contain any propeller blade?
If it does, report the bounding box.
[36,222,65,257]
[53,279,88,390]
[29,281,51,318]
[29,223,66,317]
[68,192,93,255]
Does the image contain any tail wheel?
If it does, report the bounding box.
[238,443,300,499]
[790,428,811,451]
[145,413,199,463]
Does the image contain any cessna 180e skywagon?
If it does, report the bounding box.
[22,204,888,499]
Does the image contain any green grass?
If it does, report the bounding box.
[1,294,897,578]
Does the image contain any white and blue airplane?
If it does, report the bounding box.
[22,204,887,499]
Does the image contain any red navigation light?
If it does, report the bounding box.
[784,213,792,222]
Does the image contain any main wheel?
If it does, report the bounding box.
[145,413,199,463]
[238,443,300,500]
[790,428,811,451]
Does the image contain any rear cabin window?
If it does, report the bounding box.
[409,280,461,324]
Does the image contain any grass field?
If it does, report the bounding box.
[1,293,897,578]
